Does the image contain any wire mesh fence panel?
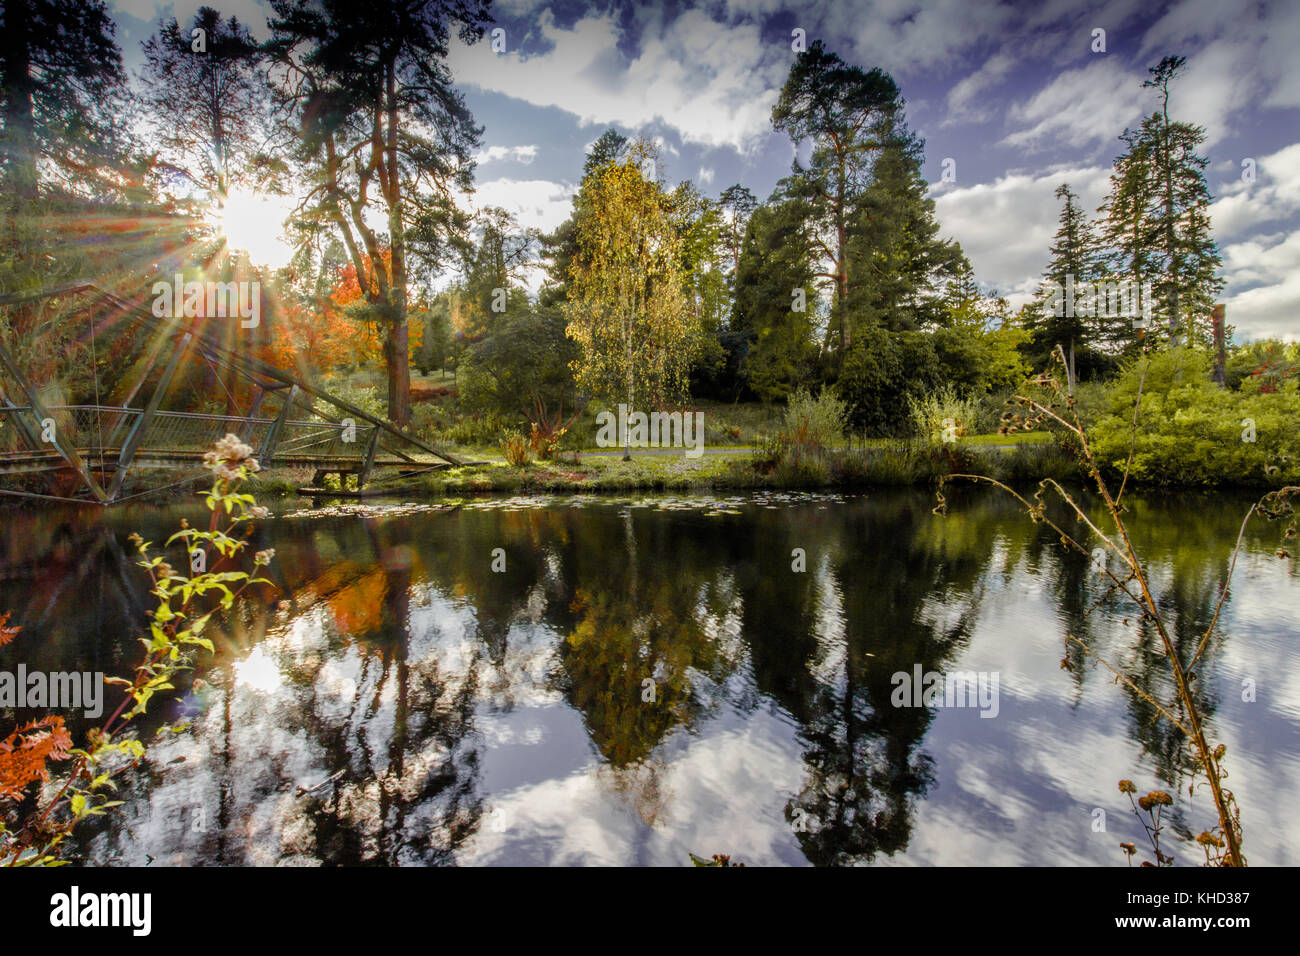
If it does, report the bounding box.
[147,411,274,451]
[0,407,30,453]
[47,406,142,452]
[275,421,377,460]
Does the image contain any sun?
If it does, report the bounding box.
[211,187,295,268]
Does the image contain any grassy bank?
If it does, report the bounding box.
[47,442,1071,503]
[15,431,1286,506]
[384,441,1082,495]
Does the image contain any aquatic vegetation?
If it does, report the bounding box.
[0,435,275,865]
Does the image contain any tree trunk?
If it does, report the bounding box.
[0,0,38,205]
[1,0,42,341]
[384,59,410,427]
[623,317,633,460]
[385,322,410,426]
[836,221,849,350]
[1161,95,1180,345]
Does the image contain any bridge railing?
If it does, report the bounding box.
[0,405,138,454]
[142,411,378,460]
[275,419,381,460]
[0,405,384,465]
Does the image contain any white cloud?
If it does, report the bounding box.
[1222,231,1300,341]
[446,10,785,153]
[1210,143,1300,240]
[838,0,1018,73]
[470,178,574,235]
[475,145,539,166]
[933,164,1113,304]
[1212,143,1300,340]
[652,136,680,158]
[1136,0,1300,140]
[945,52,1015,124]
[698,166,715,185]
[1003,59,1147,152]
[1222,230,1300,288]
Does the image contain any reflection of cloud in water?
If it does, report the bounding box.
[52,489,1300,866]
[462,707,808,866]
[234,646,282,694]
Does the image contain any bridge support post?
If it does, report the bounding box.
[3,399,42,450]
[357,425,381,488]
[259,384,298,468]
[106,331,192,501]
[238,387,266,443]
[0,340,109,502]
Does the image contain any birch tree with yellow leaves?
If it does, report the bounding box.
[565,141,701,458]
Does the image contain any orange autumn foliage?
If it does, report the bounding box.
[292,563,388,638]
[331,257,425,360]
[327,567,389,637]
[261,295,377,374]
[0,614,73,801]
[258,253,426,376]
[0,717,73,801]
[0,612,18,649]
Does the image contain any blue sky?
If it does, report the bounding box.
[108,0,1300,341]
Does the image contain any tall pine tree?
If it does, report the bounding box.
[732,195,819,401]
[1026,183,1108,380]
[1099,56,1223,348]
[847,113,964,333]
[772,41,900,352]
[267,0,491,426]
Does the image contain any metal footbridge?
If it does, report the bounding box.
[0,281,463,504]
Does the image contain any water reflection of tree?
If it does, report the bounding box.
[280,524,485,865]
[540,508,741,824]
[18,490,1268,865]
[74,516,491,865]
[1125,536,1230,797]
[776,494,990,864]
[0,511,142,680]
[1032,496,1235,796]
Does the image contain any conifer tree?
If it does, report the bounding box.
[1026,183,1108,379]
[1099,56,1223,348]
[732,195,819,401]
[848,115,964,333]
[267,0,491,426]
[772,41,901,351]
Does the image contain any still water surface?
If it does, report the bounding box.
[2,487,1297,866]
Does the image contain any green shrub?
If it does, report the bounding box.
[774,447,832,486]
[971,387,1014,435]
[446,413,511,447]
[782,387,847,451]
[909,385,981,445]
[836,327,941,437]
[1090,348,1300,486]
[325,382,386,421]
[833,442,923,485]
[1070,379,1111,429]
[501,433,533,467]
[998,442,1081,483]
[699,401,782,446]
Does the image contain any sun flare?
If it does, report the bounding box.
[212,187,295,268]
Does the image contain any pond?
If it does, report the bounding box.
[2,486,1297,866]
